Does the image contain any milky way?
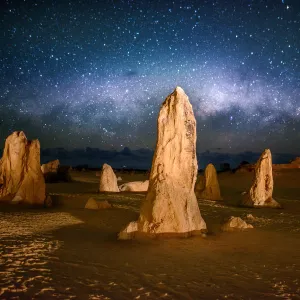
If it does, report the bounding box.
[1,0,299,153]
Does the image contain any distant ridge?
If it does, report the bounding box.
[14,147,296,170]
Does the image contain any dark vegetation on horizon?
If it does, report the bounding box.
[0,146,297,171]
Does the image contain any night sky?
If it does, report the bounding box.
[1,0,299,154]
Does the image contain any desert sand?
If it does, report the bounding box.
[1,168,300,299]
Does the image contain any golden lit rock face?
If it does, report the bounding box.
[119,87,207,239]
[99,163,119,192]
[0,131,46,205]
[119,180,149,192]
[241,149,281,208]
[196,163,222,201]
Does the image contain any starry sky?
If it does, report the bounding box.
[1,0,300,154]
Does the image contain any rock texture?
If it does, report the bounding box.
[41,159,60,174]
[99,164,119,192]
[240,149,281,208]
[221,216,253,231]
[119,180,149,192]
[0,131,46,205]
[85,198,112,209]
[195,163,222,201]
[119,87,207,239]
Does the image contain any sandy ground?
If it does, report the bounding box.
[1,169,300,299]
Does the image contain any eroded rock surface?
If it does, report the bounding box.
[99,164,119,192]
[195,164,222,201]
[0,131,46,205]
[240,149,281,208]
[119,87,206,239]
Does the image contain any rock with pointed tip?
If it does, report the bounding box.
[0,131,46,205]
[240,149,281,208]
[119,180,149,192]
[85,197,99,210]
[99,164,119,192]
[119,87,207,239]
[195,164,222,201]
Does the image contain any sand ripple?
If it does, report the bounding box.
[0,212,83,298]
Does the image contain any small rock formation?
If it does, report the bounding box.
[99,164,119,192]
[41,159,60,174]
[119,87,207,239]
[97,200,112,209]
[195,164,222,201]
[119,180,149,192]
[290,157,300,167]
[245,214,256,221]
[221,216,254,231]
[85,198,99,210]
[0,131,46,205]
[240,149,281,208]
[85,198,112,209]
[42,161,71,183]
